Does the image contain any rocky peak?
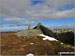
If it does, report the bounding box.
[33,23,54,37]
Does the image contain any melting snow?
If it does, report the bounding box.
[26,53,34,56]
[39,34,58,41]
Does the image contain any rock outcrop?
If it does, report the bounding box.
[33,23,55,37]
[16,23,54,37]
[33,23,74,46]
[16,29,43,37]
[16,23,74,46]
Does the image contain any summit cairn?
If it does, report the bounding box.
[16,23,54,37]
[16,23,43,37]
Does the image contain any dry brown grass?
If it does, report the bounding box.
[1,32,74,55]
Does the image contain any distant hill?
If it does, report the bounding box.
[1,23,74,46]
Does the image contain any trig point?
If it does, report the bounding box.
[28,24,31,30]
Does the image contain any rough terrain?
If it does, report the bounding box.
[1,32,74,55]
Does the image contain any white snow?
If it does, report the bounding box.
[30,43,34,45]
[26,53,34,56]
[61,42,64,44]
[39,34,58,41]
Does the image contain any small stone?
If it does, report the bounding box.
[26,53,34,56]
[30,43,34,45]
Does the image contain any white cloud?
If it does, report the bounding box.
[46,0,74,9]
[0,0,74,20]
[0,0,31,17]
[0,0,74,28]
[0,26,26,32]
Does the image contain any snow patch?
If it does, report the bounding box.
[30,43,34,45]
[39,34,58,41]
[26,53,34,56]
[61,42,64,44]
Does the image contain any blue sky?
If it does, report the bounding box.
[0,0,74,32]
[31,0,74,26]
[36,17,74,26]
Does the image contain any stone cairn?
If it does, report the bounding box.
[16,23,43,37]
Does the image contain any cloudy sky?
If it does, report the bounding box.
[0,0,75,32]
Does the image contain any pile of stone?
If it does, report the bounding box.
[16,29,43,37]
[16,23,54,37]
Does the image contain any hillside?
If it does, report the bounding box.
[33,23,54,37]
[33,23,74,46]
[16,29,43,37]
[1,32,74,55]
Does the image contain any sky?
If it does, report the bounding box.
[0,0,75,32]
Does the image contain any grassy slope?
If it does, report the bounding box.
[1,32,74,55]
